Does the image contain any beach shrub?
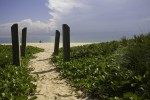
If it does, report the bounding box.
[52,33,150,99]
[0,45,43,100]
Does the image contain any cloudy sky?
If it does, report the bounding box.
[0,0,150,42]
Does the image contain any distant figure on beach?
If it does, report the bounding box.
[39,40,42,43]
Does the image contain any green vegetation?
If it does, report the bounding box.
[0,45,44,100]
[52,33,150,100]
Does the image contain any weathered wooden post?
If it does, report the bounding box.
[54,30,60,55]
[62,24,70,62]
[11,24,21,66]
[21,27,27,57]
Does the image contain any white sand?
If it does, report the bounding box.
[28,43,91,100]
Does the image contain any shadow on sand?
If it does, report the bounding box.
[32,68,56,74]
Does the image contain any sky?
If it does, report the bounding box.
[0,0,150,42]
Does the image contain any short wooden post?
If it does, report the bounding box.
[11,24,21,66]
[54,30,60,55]
[21,27,27,57]
[62,24,70,62]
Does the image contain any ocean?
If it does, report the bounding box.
[0,35,121,43]
[0,36,55,43]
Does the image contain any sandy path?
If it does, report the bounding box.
[28,43,90,100]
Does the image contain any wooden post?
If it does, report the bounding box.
[11,24,21,66]
[54,30,60,55]
[21,27,27,57]
[62,24,70,62]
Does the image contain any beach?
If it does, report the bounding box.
[27,43,91,100]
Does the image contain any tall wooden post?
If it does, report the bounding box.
[21,27,27,57]
[54,30,60,55]
[62,24,70,62]
[11,24,21,66]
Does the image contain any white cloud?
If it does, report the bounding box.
[0,19,57,38]
[46,0,87,29]
[18,19,52,33]
[47,0,77,13]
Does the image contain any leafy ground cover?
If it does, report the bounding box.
[52,33,150,100]
[0,45,44,100]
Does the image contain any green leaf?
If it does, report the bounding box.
[123,92,138,100]
[135,75,142,81]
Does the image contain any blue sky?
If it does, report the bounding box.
[0,0,50,23]
[0,0,150,42]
